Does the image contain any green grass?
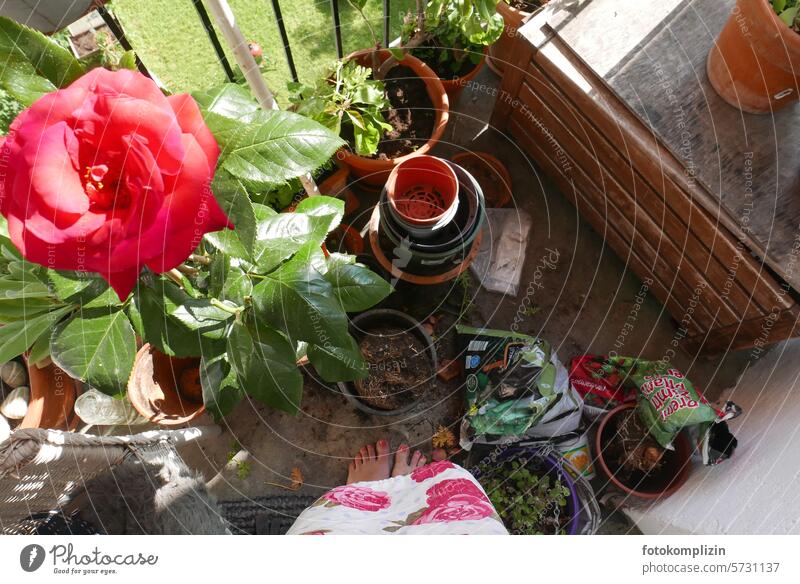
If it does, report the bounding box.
[112,0,416,101]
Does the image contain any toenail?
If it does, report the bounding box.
[378,440,387,447]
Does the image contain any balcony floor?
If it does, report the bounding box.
[182,67,754,531]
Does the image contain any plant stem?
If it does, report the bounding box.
[210,298,241,315]
[189,253,212,265]
[164,269,185,288]
[177,264,199,276]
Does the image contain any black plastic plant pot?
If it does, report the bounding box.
[337,309,438,417]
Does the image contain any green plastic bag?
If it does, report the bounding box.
[458,326,576,442]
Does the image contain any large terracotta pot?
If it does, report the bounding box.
[488,1,537,76]
[127,344,204,426]
[18,360,80,430]
[338,49,449,187]
[707,0,800,113]
[594,403,692,500]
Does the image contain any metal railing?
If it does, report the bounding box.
[102,0,394,85]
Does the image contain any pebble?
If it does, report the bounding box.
[0,414,9,444]
[0,385,30,420]
[0,361,27,388]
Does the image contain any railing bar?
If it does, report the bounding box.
[95,5,149,77]
[270,0,298,83]
[330,0,344,59]
[383,0,390,47]
[192,0,237,82]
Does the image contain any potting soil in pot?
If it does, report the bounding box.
[354,326,434,410]
[374,66,435,160]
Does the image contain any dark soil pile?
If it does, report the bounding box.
[609,409,666,481]
[375,66,435,160]
[353,326,433,410]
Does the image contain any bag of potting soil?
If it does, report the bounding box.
[457,326,581,448]
[575,355,741,451]
[569,355,637,419]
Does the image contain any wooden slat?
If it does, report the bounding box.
[516,72,765,320]
[512,101,741,326]
[513,80,751,325]
[532,38,793,313]
[509,118,709,334]
[686,306,800,354]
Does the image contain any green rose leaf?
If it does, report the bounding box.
[227,322,303,414]
[307,334,367,383]
[218,109,345,192]
[0,305,70,363]
[0,297,55,322]
[294,195,344,237]
[50,308,137,396]
[199,353,244,422]
[169,297,234,340]
[251,253,349,347]
[324,255,393,312]
[211,172,257,255]
[0,17,85,87]
[48,270,120,308]
[192,83,260,125]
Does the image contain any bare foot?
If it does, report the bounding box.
[391,443,427,477]
[347,439,391,484]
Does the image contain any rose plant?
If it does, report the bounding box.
[0,17,392,419]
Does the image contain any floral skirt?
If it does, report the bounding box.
[287,461,509,535]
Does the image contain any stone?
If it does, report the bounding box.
[0,414,9,444]
[0,385,30,420]
[0,361,27,388]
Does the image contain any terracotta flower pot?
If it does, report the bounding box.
[451,151,512,207]
[439,48,488,101]
[127,344,205,426]
[338,49,450,187]
[385,155,460,236]
[18,360,80,430]
[594,403,692,500]
[488,1,538,76]
[708,0,800,113]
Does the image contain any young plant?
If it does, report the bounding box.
[480,459,570,535]
[288,60,392,157]
[773,0,800,32]
[402,0,505,77]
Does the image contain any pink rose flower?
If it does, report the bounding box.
[323,485,391,512]
[410,460,456,482]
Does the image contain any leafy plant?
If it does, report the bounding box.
[479,459,570,535]
[773,0,800,32]
[0,22,394,418]
[402,0,504,76]
[288,60,392,157]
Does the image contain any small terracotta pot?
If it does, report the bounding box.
[338,49,450,187]
[127,344,204,426]
[708,0,800,113]
[488,2,539,76]
[386,156,459,231]
[451,151,512,207]
[595,403,692,500]
[19,359,79,430]
[440,48,488,101]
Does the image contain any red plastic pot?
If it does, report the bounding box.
[440,48,488,101]
[707,0,800,113]
[595,402,692,500]
[386,156,459,229]
[326,223,365,255]
[451,151,512,207]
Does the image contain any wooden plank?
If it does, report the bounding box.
[509,117,710,334]
[514,77,764,320]
[509,92,739,327]
[532,38,794,312]
[686,306,800,355]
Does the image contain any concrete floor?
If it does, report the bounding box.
[182,67,755,513]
